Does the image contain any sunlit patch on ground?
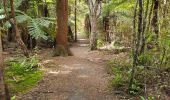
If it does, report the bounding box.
[48,70,72,75]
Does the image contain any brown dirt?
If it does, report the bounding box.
[16,39,119,100]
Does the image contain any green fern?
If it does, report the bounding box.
[28,18,48,40]
[3,10,55,40]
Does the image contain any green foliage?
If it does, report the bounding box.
[0,0,56,40]
[5,56,43,93]
[140,96,153,100]
[107,60,131,88]
[111,73,124,87]
[129,82,143,95]
[138,53,152,65]
[97,39,104,48]
[4,11,55,40]
[11,96,16,100]
[108,59,146,95]
[102,0,134,17]
[14,0,24,8]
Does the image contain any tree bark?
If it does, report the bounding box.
[44,0,49,17]
[74,0,77,42]
[152,0,159,40]
[84,14,91,38]
[87,0,101,50]
[146,1,153,32]
[55,0,69,56]
[129,0,139,90]
[90,14,98,50]
[140,0,149,54]
[37,0,49,17]
[10,0,29,57]
[103,13,110,43]
[137,0,143,55]
[0,31,6,100]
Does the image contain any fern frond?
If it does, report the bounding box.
[28,19,48,40]
[35,18,55,28]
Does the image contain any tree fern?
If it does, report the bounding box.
[102,0,134,17]
[3,9,55,40]
[28,19,48,40]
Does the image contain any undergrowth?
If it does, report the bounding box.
[4,56,43,94]
[107,50,170,99]
[107,59,143,96]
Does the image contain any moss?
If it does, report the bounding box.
[5,69,43,94]
[4,56,43,94]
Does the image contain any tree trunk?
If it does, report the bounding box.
[44,0,49,17]
[74,0,77,42]
[152,0,159,40]
[137,0,143,55]
[90,14,98,50]
[129,0,138,90]
[140,0,149,54]
[0,32,6,100]
[84,14,91,38]
[55,0,69,56]
[18,0,29,12]
[146,1,153,32]
[10,0,29,57]
[103,13,110,43]
[87,0,101,50]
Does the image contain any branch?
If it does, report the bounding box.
[87,0,94,13]
[94,0,102,17]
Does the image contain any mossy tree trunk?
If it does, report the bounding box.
[0,30,10,100]
[0,31,6,100]
[10,0,29,57]
[152,0,159,41]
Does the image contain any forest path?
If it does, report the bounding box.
[19,38,118,100]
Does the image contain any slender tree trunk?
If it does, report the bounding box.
[37,0,49,17]
[55,0,69,56]
[90,14,98,50]
[137,0,143,55]
[152,0,159,40]
[129,0,139,89]
[84,14,91,38]
[146,1,153,32]
[3,0,8,18]
[74,0,77,42]
[103,12,110,43]
[3,0,15,42]
[87,0,101,50]
[0,32,6,100]
[140,0,149,54]
[44,0,49,17]
[10,0,29,57]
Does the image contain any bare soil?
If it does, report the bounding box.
[16,39,120,100]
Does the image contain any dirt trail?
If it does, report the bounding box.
[19,38,118,100]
